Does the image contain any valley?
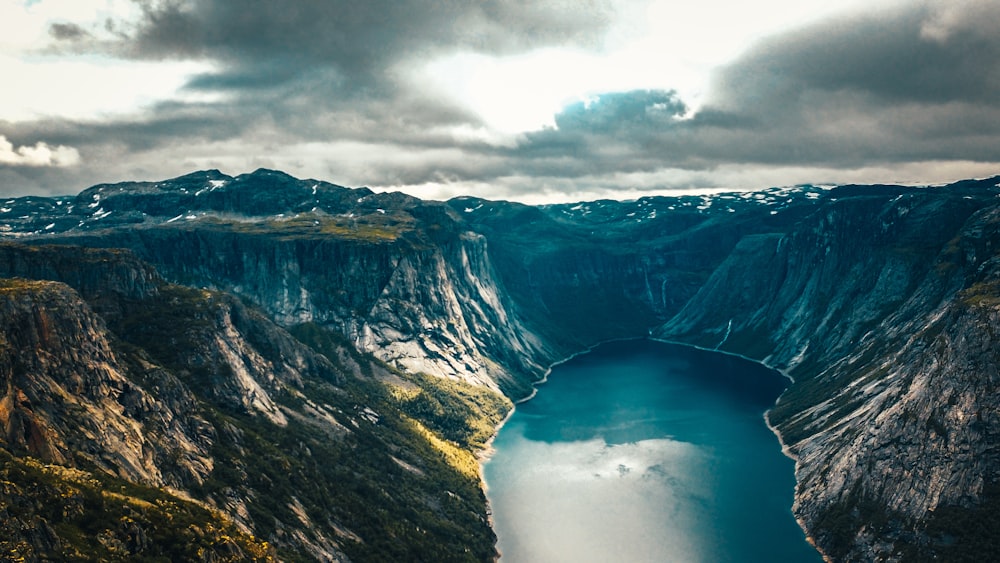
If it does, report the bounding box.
[1,170,998,561]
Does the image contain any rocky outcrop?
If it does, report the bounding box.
[0,278,213,489]
[352,231,550,392]
[0,242,160,308]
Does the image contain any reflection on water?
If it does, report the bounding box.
[482,339,821,563]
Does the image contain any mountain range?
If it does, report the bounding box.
[1,168,999,561]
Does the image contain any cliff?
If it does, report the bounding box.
[31,170,554,396]
[656,182,1000,560]
[0,277,210,485]
[0,243,507,562]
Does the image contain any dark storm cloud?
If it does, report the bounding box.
[9,0,1000,201]
[10,0,617,197]
[48,22,91,41]
[41,0,616,141]
[1,1,606,197]
[92,0,614,94]
[701,1,1000,163]
[127,0,609,59]
[715,3,1000,108]
[485,0,1000,190]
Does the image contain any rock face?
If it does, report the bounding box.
[0,277,212,488]
[655,184,1000,560]
[3,170,1000,561]
[0,243,503,562]
[37,170,554,394]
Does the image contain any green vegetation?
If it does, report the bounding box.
[816,482,1000,561]
[913,483,1000,561]
[390,371,512,452]
[180,211,413,242]
[107,292,501,561]
[959,281,1000,309]
[0,448,274,562]
[813,481,894,560]
[0,277,60,294]
[290,322,375,377]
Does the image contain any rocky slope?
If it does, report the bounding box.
[3,170,1000,561]
[655,182,1000,560]
[19,169,553,395]
[0,243,508,562]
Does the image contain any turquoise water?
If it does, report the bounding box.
[482,339,821,563]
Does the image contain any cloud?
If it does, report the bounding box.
[0,135,80,167]
[19,0,618,195]
[554,90,688,133]
[693,1,1000,166]
[62,0,614,97]
[711,2,1000,109]
[48,22,91,41]
[6,0,1000,202]
[918,0,999,43]
[489,1,1000,189]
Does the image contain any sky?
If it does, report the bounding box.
[2,0,1000,204]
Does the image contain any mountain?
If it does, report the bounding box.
[2,169,1000,561]
[0,243,507,561]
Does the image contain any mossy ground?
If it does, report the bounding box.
[183,211,413,242]
[0,449,274,562]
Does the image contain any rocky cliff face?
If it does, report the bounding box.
[656,182,1000,560]
[0,277,212,488]
[0,243,504,562]
[26,170,554,395]
[0,277,276,561]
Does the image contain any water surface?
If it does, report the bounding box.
[482,339,820,563]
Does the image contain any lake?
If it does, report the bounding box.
[481,339,821,563]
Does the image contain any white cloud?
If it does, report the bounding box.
[415,0,886,134]
[919,0,996,43]
[1,1,217,122]
[0,0,139,52]
[0,54,220,121]
[0,135,80,166]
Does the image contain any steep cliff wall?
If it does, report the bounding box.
[54,222,551,395]
[657,184,1000,560]
[36,175,555,395]
[0,244,505,562]
[0,278,213,489]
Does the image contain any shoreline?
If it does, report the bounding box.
[478,334,827,562]
[477,336,645,562]
[651,335,831,563]
[478,336,640,462]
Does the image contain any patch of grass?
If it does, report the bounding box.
[390,371,512,452]
[0,277,60,294]
[959,281,1000,309]
[184,211,412,242]
[0,448,274,562]
[403,416,481,480]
